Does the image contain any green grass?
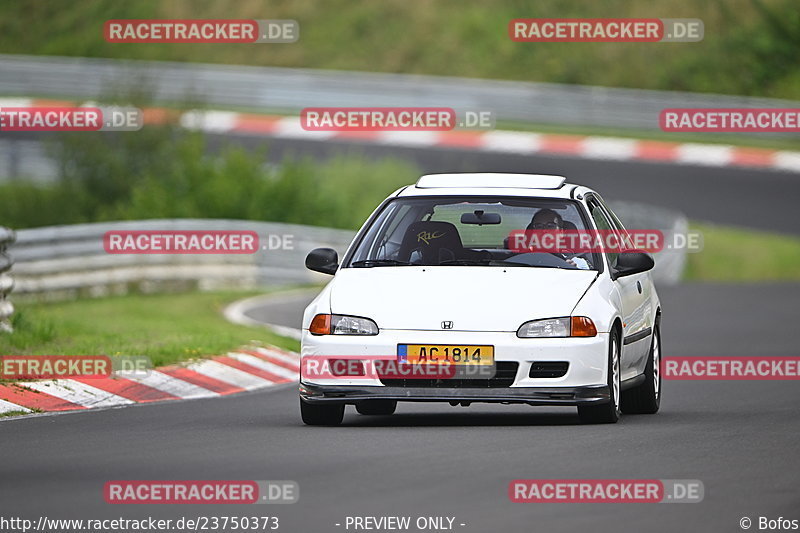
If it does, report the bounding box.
[0,409,40,419]
[684,223,800,281]
[0,0,798,100]
[0,290,301,367]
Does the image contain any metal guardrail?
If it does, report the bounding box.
[9,204,686,303]
[0,226,15,332]
[1,54,798,133]
[11,220,354,300]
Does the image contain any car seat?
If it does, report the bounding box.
[397,221,465,265]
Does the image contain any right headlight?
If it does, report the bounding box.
[516,316,597,338]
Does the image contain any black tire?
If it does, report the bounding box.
[621,322,661,414]
[355,400,397,416]
[300,398,344,426]
[578,329,621,424]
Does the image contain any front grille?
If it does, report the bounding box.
[379,362,519,388]
[529,361,569,378]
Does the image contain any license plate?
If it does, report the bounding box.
[397,344,494,365]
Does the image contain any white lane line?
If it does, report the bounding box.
[186,359,275,389]
[377,131,442,146]
[273,116,336,139]
[0,399,32,414]
[21,380,133,408]
[250,347,301,367]
[480,130,542,153]
[180,110,238,132]
[773,151,800,173]
[581,137,637,160]
[676,144,734,166]
[117,370,218,399]
[0,97,33,108]
[228,352,299,381]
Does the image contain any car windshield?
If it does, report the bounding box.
[346,196,600,270]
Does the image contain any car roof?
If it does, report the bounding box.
[393,173,596,200]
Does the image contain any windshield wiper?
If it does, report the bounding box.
[438,259,494,266]
[446,258,575,268]
[350,259,414,267]
[438,258,533,267]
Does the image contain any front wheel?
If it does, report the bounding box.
[578,330,621,424]
[621,323,661,414]
[300,398,344,426]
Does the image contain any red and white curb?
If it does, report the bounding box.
[0,346,298,416]
[5,97,800,173]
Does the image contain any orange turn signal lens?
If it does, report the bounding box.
[571,316,597,337]
[309,314,332,335]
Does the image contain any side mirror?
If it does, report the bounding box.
[305,248,339,275]
[613,251,654,278]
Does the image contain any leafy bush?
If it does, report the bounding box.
[0,126,418,230]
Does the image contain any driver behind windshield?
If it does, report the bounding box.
[527,208,591,270]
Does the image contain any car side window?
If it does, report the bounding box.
[594,194,636,250]
[588,199,619,268]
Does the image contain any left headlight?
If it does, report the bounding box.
[309,314,379,335]
[516,316,597,338]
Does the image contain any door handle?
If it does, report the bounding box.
[636,281,642,294]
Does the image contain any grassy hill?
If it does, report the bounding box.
[0,0,798,99]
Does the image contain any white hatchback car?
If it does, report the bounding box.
[300,173,662,425]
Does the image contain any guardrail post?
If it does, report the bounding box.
[0,226,16,333]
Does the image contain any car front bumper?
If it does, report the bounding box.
[299,382,610,406]
[300,329,611,405]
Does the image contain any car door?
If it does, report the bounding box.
[587,196,652,380]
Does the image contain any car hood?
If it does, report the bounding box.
[329,267,598,332]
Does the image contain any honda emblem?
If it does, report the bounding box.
[441,321,453,330]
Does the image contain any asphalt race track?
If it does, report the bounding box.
[2,137,799,532]
[2,283,799,532]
